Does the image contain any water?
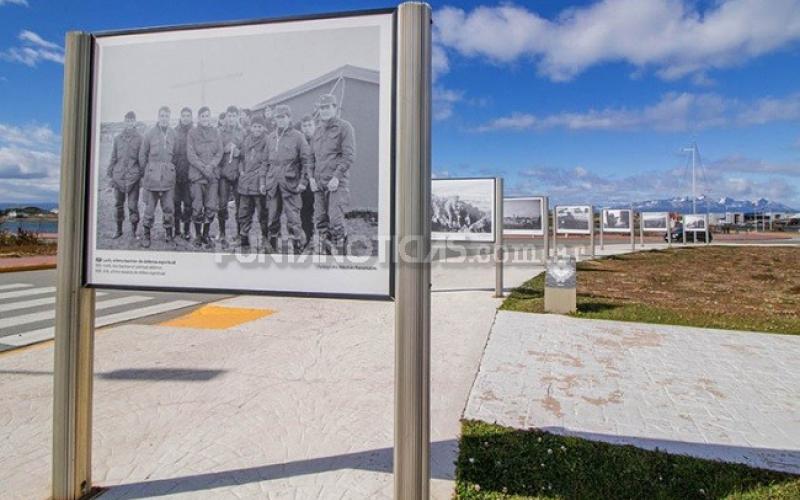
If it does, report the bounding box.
[0,220,58,234]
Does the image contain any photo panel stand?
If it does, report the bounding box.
[395,3,432,499]
[542,196,550,262]
[494,178,504,298]
[53,5,432,499]
[53,31,95,500]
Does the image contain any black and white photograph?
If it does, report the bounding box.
[85,12,394,297]
[503,196,545,236]
[555,205,592,234]
[642,212,669,231]
[431,178,496,242]
[602,209,632,233]
[684,214,708,231]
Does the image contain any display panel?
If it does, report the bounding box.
[85,11,396,298]
[431,178,496,242]
[684,214,708,232]
[602,209,632,233]
[503,196,545,236]
[641,212,669,232]
[555,205,592,235]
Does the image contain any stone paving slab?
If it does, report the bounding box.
[0,260,539,500]
[465,311,800,474]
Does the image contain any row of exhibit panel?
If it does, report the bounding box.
[431,177,710,243]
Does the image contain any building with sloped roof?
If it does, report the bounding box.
[252,65,379,212]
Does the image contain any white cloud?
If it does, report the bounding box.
[0,121,61,201]
[707,155,800,177]
[0,30,64,67]
[513,161,799,206]
[475,91,800,132]
[433,86,464,121]
[0,122,59,148]
[0,0,28,6]
[434,0,800,82]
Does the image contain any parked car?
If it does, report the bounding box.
[666,224,713,243]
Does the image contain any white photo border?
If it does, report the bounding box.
[431,177,497,243]
[641,211,669,232]
[554,205,593,235]
[683,213,709,232]
[83,9,397,300]
[503,196,546,236]
[602,208,633,233]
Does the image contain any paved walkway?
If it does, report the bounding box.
[0,259,539,500]
[465,312,800,474]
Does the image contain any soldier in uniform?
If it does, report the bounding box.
[262,105,276,134]
[173,107,194,241]
[138,106,177,248]
[299,114,317,251]
[309,94,355,255]
[217,105,244,248]
[186,106,223,249]
[106,111,143,240]
[262,104,312,254]
[236,115,269,252]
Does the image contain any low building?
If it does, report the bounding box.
[252,64,379,213]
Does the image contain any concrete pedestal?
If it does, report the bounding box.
[544,286,577,314]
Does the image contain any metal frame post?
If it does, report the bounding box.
[494,178,504,298]
[552,206,558,257]
[590,206,596,259]
[599,208,604,250]
[630,206,635,252]
[53,32,96,500]
[542,197,550,262]
[639,213,644,248]
[667,214,672,248]
[395,3,431,499]
[683,214,687,245]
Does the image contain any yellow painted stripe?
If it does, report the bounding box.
[159,304,274,330]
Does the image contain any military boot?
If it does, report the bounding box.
[292,239,304,255]
[219,225,229,249]
[268,237,279,254]
[112,220,123,239]
[239,235,250,253]
[193,223,203,247]
[202,223,212,249]
[317,234,331,255]
[182,221,191,241]
[131,221,138,239]
[165,227,174,243]
[141,227,151,248]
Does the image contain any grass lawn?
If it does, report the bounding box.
[501,246,800,335]
[456,420,800,500]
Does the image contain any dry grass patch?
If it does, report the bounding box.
[503,246,800,335]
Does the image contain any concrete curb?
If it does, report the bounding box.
[0,262,57,273]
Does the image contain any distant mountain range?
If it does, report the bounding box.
[610,196,797,214]
[0,202,59,211]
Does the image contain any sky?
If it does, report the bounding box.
[1,0,799,207]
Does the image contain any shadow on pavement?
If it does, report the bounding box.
[100,440,457,499]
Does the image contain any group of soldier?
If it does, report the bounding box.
[106,93,355,255]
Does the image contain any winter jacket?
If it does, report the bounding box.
[107,128,143,191]
[264,128,312,196]
[237,132,269,196]
[310,116,355,187]
[173,122,193,184]
[138,125,176,192]
[218,124,244,182]
[186,125,223,184]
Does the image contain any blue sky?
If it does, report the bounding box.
[1,0,799,207]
